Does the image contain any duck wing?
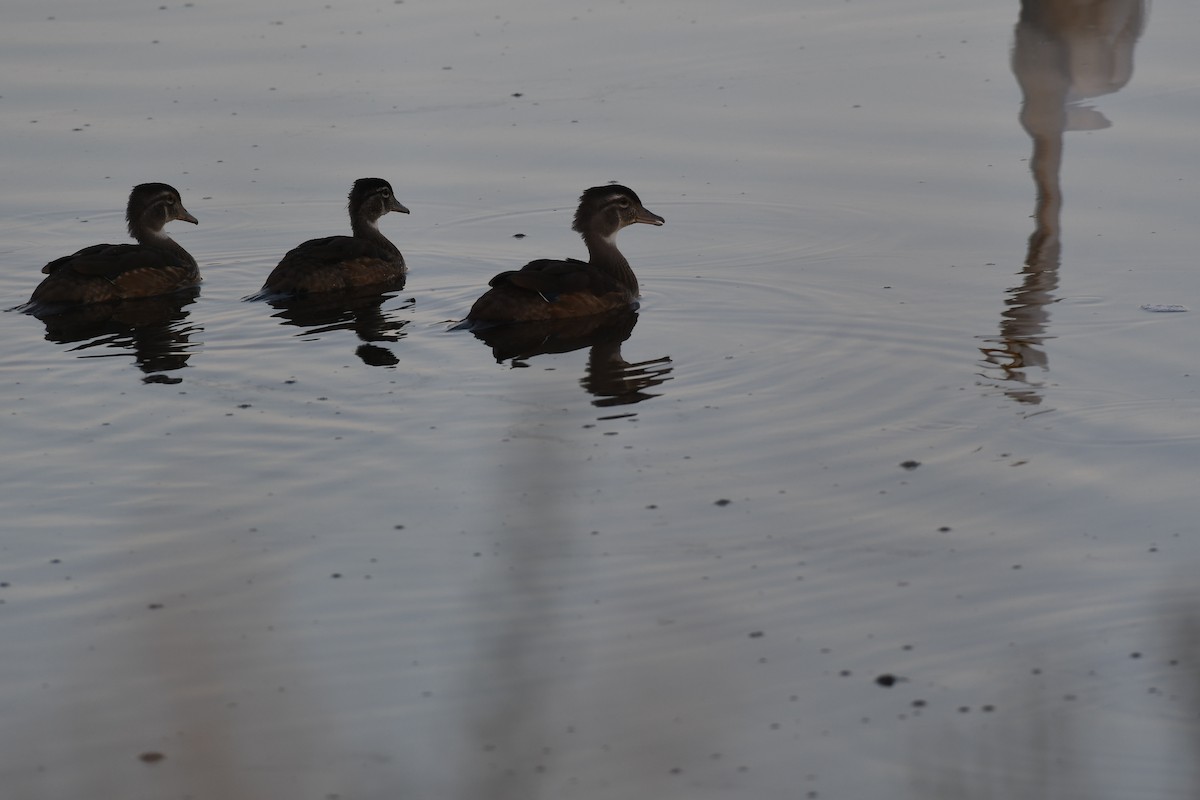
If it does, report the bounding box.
[488,258,599,299]
[277,235,398,268]
[42,243,193,278]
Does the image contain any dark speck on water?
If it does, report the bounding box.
[714,498,731,506]
[899,461,921,471]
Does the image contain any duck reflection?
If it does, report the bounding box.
[469,308,673,407]
[979,0,1145,404]
[27,288,201,382]
[265,279,412,368]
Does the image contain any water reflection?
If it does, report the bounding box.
[979,0,1146,404]
[264,280,412,368]
[468,309,673,408]
[911,590,1200,799]
[25,288,202,382]
[458,398,575,800]
[457,347,726,800]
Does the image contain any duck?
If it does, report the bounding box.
[28,183,199,307]
[261,178,409,296]
[464,185,664,324]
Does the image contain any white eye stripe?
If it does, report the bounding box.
[144,195,184,212]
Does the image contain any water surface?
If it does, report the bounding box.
[3,1,1200,797]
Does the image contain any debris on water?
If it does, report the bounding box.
[1140,304,1188,313]
[900,460,921,470]
[138,752,165,763]
[714,498,731,506]
[875,674,901,687]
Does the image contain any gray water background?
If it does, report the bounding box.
[2,1,1200,797]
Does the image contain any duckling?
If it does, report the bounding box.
[261,178,409,295]
[28,183,199,307]
[465,185,664,324]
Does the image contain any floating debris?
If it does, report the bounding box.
[1140,304,1188,313]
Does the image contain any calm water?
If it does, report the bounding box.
[3,0,1200,797]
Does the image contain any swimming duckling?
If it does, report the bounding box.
[261,178,409,295]
[465,185,663,323]
[28,183,199,307]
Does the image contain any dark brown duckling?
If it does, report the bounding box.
[465,185,664,324]
[28,183,199,307]
[261,178,409,296]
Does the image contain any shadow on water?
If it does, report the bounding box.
[21,288,203,383]
[468,308,674,408]
[978,0,1146,405]
[264,279,413,368]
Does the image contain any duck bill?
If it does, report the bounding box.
[177,207,199,225]
[390,200,411,214]
[635,208,665,226]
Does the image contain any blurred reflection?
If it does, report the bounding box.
[469,308,673,407]
[265,280,412,368]
[979,0,1145,404]
[910,591,1200,799]
[459,344,729,800]
[459,398,573,800]
[27,288,202,383]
